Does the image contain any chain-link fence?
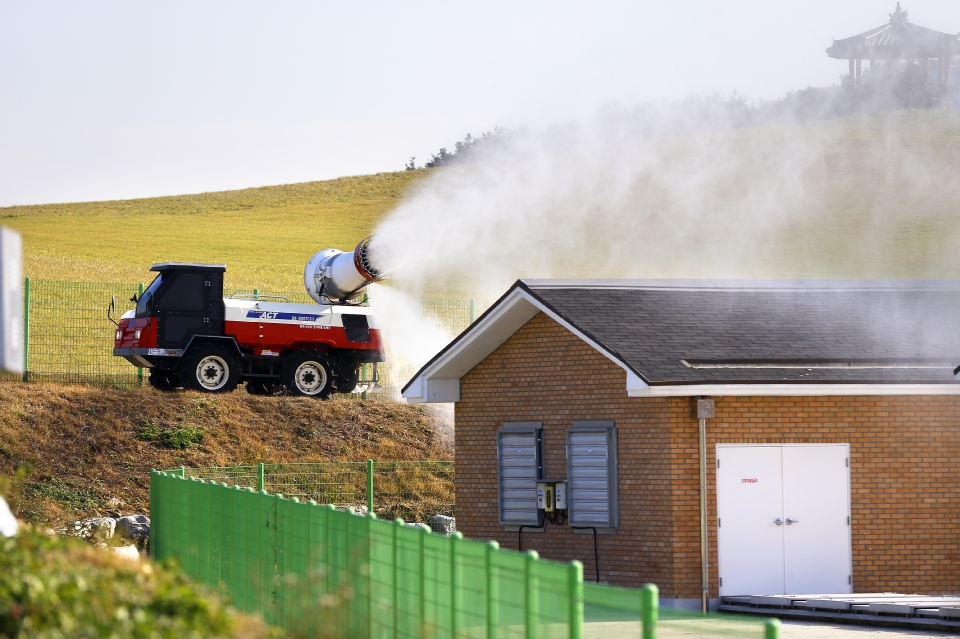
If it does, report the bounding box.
[180,460,455,526]
[22,278,490,392]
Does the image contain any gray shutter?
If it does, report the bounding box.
[566,422,619,528]
[497,422,543,526]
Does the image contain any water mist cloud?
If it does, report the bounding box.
[371,105,960,299]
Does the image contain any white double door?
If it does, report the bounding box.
[716,444,852,596]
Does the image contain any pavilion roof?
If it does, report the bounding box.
[826,3,960,60]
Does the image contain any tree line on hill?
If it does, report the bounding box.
[406,61,955,170]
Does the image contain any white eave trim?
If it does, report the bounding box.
[402,286,650,403]
[629,383,960,397]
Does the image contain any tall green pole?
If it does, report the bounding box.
[641,583,659,639]
[22,277,29,382]
[764,619,782,639]
[568,560,583,639]
[254,288,260,300]
[137,282,144,384]
[258,462,265,492]
[366,459,374,515]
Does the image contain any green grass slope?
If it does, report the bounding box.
[0,171,427,291]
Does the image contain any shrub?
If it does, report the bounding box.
[0,527,281,638]
[136,423,204,450]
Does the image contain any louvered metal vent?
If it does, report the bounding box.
[497,422,543,526]
[566,422,619,528]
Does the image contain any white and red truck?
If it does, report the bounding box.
[112,239,384,398]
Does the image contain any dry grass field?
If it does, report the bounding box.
[0,383,452,526]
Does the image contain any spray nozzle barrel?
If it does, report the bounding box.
[304,236,384,304]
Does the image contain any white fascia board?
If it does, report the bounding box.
[401,287,650,403]
[629,383,960,397]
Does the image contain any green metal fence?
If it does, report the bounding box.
[20,278,490,390]
[151,469,778,639]
[180,460,455,525]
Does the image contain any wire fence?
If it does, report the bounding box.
[21,278,491,392]
[151,470,778,639]
[180,460,455,526]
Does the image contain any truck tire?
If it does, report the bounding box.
[334,360,361,393]
[148,370,175,391]
[179,345,240,393]
[280,350,334,398]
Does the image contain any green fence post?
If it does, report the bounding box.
[525,550,540,639]
[568,560,583,639]
[392,518,401,639]
[366,459,374,515]
[254,288,260,300]
[180,465,186,479]
[486,540,499,639]
[641,583,658,639]
[469,298,476,324]
[22,277,29,382]
[764,618,781,639]
[450,532,463,637]
[258,463,265,492]
[137,282,144,384]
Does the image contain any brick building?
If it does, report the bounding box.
[402,280,960,610]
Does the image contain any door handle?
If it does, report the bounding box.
[786,517,799,525]
[774,518,783,525]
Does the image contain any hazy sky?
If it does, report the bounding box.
[1,1,957,206]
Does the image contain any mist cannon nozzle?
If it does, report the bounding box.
[304,236,385,304]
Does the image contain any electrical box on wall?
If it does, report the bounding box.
[536,480,567,513]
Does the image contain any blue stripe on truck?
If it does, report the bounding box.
[245,311,323,322]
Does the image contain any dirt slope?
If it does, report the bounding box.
[0,382,452,526]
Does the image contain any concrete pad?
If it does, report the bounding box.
[781,619,956,638]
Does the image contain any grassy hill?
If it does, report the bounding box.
[0,170,427,292]
[0,383,452,527]
[4,112,960,298]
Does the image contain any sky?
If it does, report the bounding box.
[1,1,958,207]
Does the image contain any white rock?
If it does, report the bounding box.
[405,522,432,532]
[69,517,116,541]
[0,496,17,537]
[109,544,141,561]
[428,515,456,535]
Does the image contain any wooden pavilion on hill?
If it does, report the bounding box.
[827,3,960,108]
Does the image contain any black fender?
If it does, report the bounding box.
[181,335,244,361]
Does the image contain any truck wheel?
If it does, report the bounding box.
[281,350,334,398]
[148,370,174,391]
[180,346,240,393]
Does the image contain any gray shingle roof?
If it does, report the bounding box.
[521,279,960,386]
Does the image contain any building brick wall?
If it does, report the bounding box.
[455,312,960,598]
